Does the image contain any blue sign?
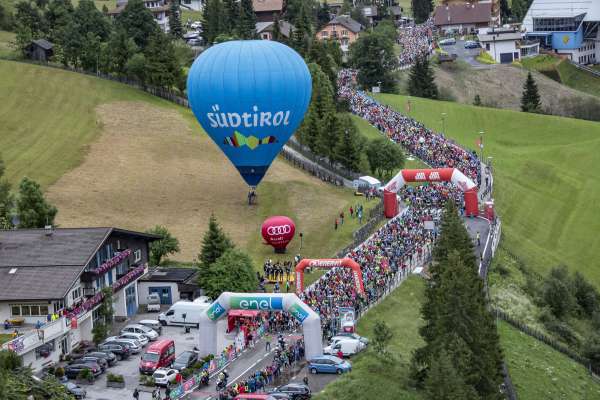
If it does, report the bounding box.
[551,29,583,50]
[187,40,312,187]
[206,302,226,321]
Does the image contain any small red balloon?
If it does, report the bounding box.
[261,216,296,251]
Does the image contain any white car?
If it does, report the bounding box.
[118,332,149,347]
[324,338,365,357]
[104,337,142,353]
[190,21,202,30]
[152,368,178,386]
[438,38,456,46]
[121,324,159,341]
[331,333,369,345]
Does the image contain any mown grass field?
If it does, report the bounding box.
[0,60,380,270]
[499,321,600,399]
[374,93,600,288]
[314,276,426,400]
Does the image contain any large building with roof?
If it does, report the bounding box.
[523,0,600,64]
[0,227,158,371]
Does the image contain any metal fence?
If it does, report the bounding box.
[280,147,345,187]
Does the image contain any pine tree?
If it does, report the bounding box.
[203,0,225,44]
[271,13,282,42]
[237,0,256,39]
[521,72,541,113]
[168,0,183,39]
[500,0,510,22]
[222,0,238,36]
[308,39,338,93]
[198,213,234,276]
[291,3,311,57]
[411,0,434,24]
[333,115,364,172]
[425,350,478,400]
[0,155,13,229]
[144,31,182,88]
[473,94,482,106]
[408,55,438,99]
[16,177,58,228]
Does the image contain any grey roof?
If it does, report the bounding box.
[32,39,53,50]
[0,228,111,267]
[141,267,198,283]
[329,15,363,33]
[0,265,83,301]
[255,20,295,37]
[390,6,402,16]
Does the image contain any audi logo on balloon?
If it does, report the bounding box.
[261,216,296,252]
[267,225,292,235]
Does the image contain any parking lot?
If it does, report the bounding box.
[439,39,488,68]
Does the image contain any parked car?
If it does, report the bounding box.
[308,355,351,374]
[97,343,131,360]
[138,320,162,335]
[464,40,480,49]
[103,338,142,354]
[235,394,290,400]
[83,351,117,366]
[331,333,369,345]
[152,368,178,386]
[64,363,102,379]
[172,350,198,371]
[190,21,202,30]
[272,383,311,400]
[438,38,456,46]
[323,338,365,357]
[121,324,159,341]
[77,356,109,372]
[140,339,176,374]
[118,332,149,347]
[187,38,202,47]
[62,381,87,399]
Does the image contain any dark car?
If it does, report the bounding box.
[272,383,311,400]
[84,351,117,366]
[62,381,87,399]
[64,363,102,379]
[78,356,108,372]
[464,40,480,49]
[97,343,130,360]
[172,350,198,371]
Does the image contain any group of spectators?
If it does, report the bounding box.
[338,69,481,185]
[397,19,434,68]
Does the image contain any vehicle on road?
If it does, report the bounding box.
[97,343,130,360]
[82,351,117,366]
[152,368,178,386]
[140,339,176,374]
[121,324,159,341]
[331,333,369,345]
[187,38,203,47]
[464,40,480,49]
[272,383,311,400]
[118,332,149,347]
[104,337,142,354]
[323,338,365,357]
[64,363,102,379]
[62,382,87,399]
[172,350,198,371]
[146,293,161,312]
[438,38,456,45]
[138,320,162,335]
[158,300,210,327]
[308,355,351,374]
[190,21,202,30]
[77,356,109,372]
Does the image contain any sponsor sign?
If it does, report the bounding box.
[230,296,283,311]
[288,303,309,323]
[206,302,226,321]
[308,259,343,268]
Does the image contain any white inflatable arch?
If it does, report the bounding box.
[198,292,323,360]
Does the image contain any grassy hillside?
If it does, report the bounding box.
[374,93,600,288]
[499,321,600,399]
[0,60,378,266]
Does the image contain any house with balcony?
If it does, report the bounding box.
[0,227,159,371]
[316,15,363,54]
[108,0,170,33]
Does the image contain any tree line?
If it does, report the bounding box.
[11,0,190,90]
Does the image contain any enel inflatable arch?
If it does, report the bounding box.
[383,168,478,217]
[295,258,365,295]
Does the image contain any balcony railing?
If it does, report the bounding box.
[82,287,96,297]
[91,249,131,275]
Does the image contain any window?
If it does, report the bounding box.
[321,31,328,38]
[342,30,348,36]
[134,249,142,263]
[11,305,20,316]
[262,33,269,40]
[10,304,48,317]
[486,43,490,51]
[72,287,81,301]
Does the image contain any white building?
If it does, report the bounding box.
[522,0,600,64]
[180,0,204,12]
[109,0,171,33]
[0,227,159,371]
[138,267,200,307]
[477,27,539,63]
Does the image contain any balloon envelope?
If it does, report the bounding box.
[261,215,296,250]
[187,40,312,186]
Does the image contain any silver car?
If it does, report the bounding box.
[121,324,159,341]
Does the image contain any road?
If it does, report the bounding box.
[439,39,489,69]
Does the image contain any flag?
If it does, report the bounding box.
[476,138,483,149]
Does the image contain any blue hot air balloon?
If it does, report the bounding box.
[187,40,312,187]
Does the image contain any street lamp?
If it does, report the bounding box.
[441,112,447,135]
[479,131,485,160]
[299,232,303,251]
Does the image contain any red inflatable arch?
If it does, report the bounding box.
[295,258,364,295]
[383,168,478,218]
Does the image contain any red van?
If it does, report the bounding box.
[139,339,175,374]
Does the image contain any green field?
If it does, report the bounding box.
[314,276,426,400]
[0,30,15,58]
[374,93,600,288]
[499,321,600,399]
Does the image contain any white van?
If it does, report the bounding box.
[158,301,210,327]
[323,338,365,357]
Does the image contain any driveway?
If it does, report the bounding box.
[439,39,488,69]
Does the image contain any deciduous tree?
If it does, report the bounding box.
[350,29,398,93]
[366,137,405,179]
[411,0,434,24]
[202,249,257,299]
[146,225,181,265]
[16,177,57,228]
[116,0,160,49]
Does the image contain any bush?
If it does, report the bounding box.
[54,367,65,378]
[202,354,214,364]
[180,368,193,379]
[139,375,155,386]
[544,319,579,346]
[437,86,456,102]
[107,373,124,383]
[559,96,600,122]
[476,51,496,64]
[192,361,205,371]
[77,368,94,382]
[541,267,576,318]
[0,349,23,371]
[582,334,600,371]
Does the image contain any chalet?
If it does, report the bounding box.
[27,39,53,62]
[253,0,284,23]
[0,227,159,371]
[434,2,493,34]
[108,0,170,33]
[256,20,295,40]
[138,267,200,306]
[316,15,363,54]
[478,27,539,63]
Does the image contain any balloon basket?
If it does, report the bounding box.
[274,248,286,254]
